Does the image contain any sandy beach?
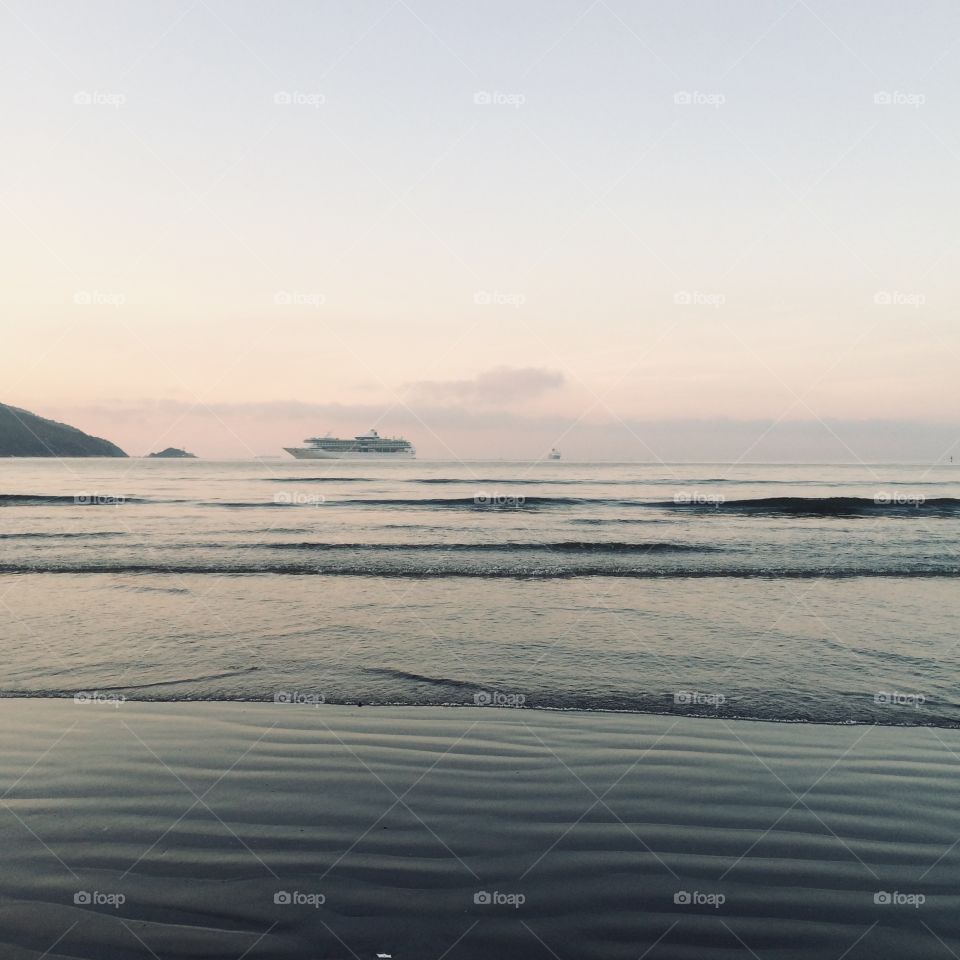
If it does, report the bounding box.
[0,700,957,959]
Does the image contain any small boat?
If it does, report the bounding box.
[548,448,561,460]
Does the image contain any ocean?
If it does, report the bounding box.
[2,458,958,726]
[3,457,960,959]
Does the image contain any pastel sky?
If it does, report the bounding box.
[2,0,958,459]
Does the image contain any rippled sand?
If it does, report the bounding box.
[1,701,958,958]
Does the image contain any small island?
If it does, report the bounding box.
[147,447,197,459]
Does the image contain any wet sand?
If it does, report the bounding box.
[0,701,958,958]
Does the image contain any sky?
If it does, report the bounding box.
[1,0,958,460]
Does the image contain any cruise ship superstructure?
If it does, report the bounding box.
[284,429,416,459]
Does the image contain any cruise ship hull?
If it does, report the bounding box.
[284,447,416,460]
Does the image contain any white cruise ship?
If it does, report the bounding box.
[284,429,416,459]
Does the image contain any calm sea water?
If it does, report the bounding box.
[1,458,958,725]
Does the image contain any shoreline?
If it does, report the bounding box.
[0,695,952,731]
